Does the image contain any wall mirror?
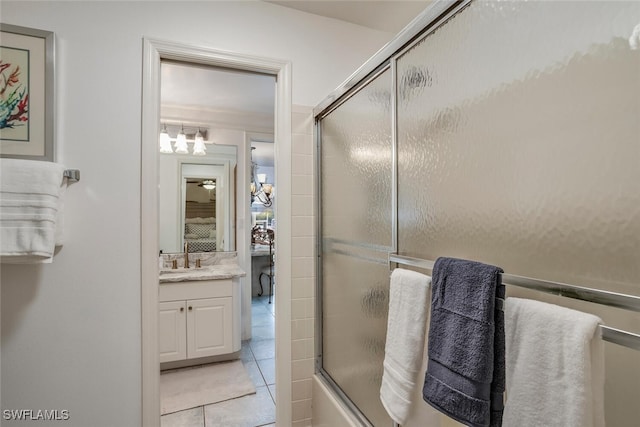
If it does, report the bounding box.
[159,142,237,253]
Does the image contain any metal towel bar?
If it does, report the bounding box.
[63,169,80,182]
[389,253,640,351]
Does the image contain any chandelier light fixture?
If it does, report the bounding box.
[159,123,209,156]
[250,147,274,207]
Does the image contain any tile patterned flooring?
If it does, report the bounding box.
[161,295,276,427]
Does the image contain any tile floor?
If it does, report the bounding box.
[161,294,276,427]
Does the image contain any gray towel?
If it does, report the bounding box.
[422,257,505,427]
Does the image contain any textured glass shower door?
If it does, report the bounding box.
[395,1,640,424]
[396,0,640,291]
[319,67,394,426]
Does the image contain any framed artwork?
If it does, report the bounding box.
[0,24,54,161]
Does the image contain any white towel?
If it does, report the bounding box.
[380,268,431,425]
[0,159,67,263]
[503,297,605,427]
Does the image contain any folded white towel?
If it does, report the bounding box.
[380,268,431,425]
[503,297,605,427]
[0,159,67,263]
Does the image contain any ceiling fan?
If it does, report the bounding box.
[187,179,216,190]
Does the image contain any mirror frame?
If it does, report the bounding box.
[180,160,233,252]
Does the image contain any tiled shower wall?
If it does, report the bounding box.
[290,106,315,426]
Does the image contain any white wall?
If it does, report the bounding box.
[0,2,392,426]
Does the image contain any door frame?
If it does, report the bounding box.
[141,38,292,426]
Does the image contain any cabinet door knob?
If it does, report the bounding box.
[180,307,184,312]
[188,306,193,311]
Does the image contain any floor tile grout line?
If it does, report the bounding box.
[267,384,276,405]
[256,362,269,386]
[251,296,275,406]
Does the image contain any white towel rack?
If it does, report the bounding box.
[389,253,640,351]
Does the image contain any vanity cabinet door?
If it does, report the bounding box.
[186,297,233,359]
[159,301,187,363]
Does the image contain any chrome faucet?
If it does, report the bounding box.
[184,241,190,268]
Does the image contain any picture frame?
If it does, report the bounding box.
[0,23,55,162]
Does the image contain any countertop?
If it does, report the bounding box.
[159,264,246,283]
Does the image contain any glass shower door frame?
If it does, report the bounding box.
[313,1,475,425]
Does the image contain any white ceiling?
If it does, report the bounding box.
[265,0,431,34]
[160,1,431,165]
[161,61,276,117]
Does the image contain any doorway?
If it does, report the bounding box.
[142,39,293,427]
[160,58,274,425]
